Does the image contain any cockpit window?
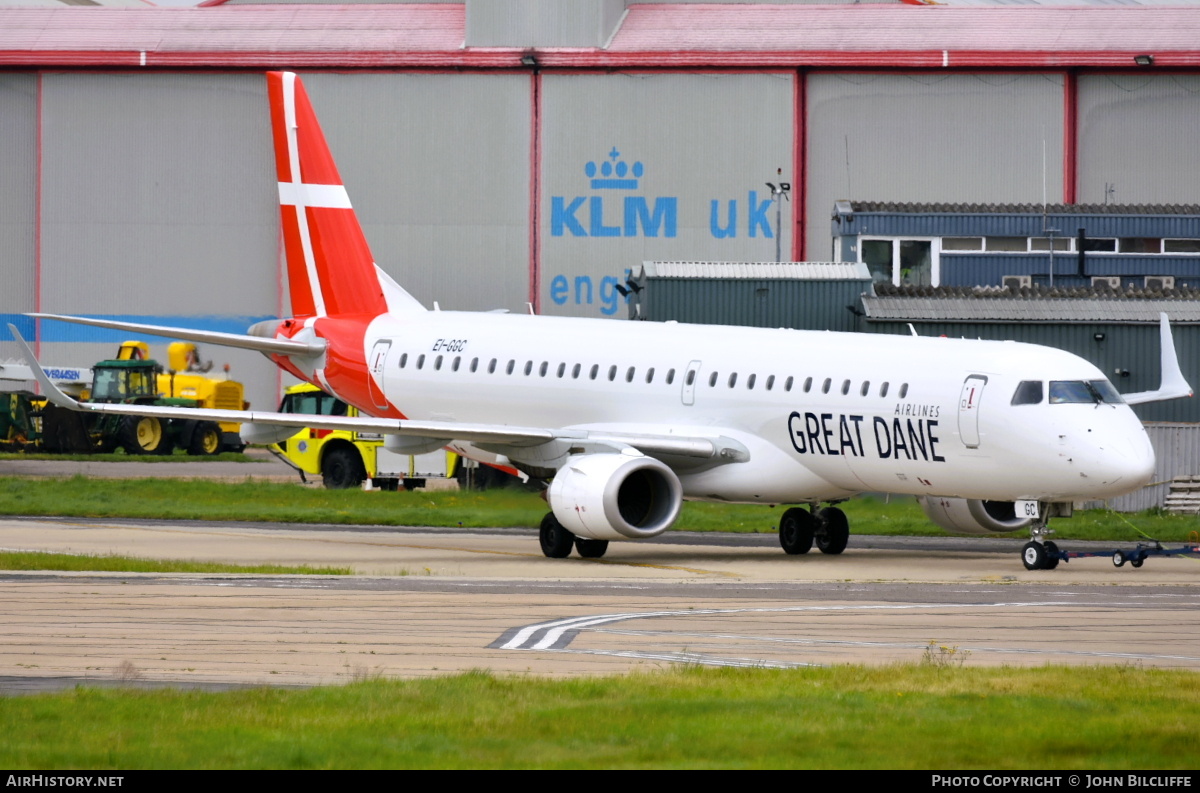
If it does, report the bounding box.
[1049,380,1124,405]
[1011,380,1044,405]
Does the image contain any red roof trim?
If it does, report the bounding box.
[2,6,1200,70]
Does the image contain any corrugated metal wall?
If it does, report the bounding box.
[1101,423,1200,512]
[865,320,1200,422]
[939,254,1200,287]
[299,72,531,314]
[638,278,871,330]
[0,74,36,361]
[35,73,279,410]
[540,72,794,317]
[807,73,1064,263]
[1078,75,1200,206]
[466,0,625,47]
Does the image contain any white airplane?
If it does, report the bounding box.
[10,72,1193,571]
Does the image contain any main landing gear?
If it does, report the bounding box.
[539,512,609,559]
[779,505,850,556]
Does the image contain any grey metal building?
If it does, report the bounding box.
[832,202,1200,291]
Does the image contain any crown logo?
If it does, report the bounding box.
[585,147,643,190]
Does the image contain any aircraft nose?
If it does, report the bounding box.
[1087,427,1155,495]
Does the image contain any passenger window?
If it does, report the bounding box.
[417,354,425,370]
[899,383,908,398]
[399,353,408,369]
[452,356,460,372]
[470,357,479,373]
[434,355,443,370]
[747,374,756,390]
[860,380,870,397]
[686,370,696,386]
[646,367,655,383]
[524,361,533,376]
[572,363,581,379]
[841,379,850,395]
[709,372,719,387]
[803,377,812,393]
[785,376,794,391]
[590,364,599,380]
[666,369,676,385]
[1012,380,1044,406]
[626,367,636,383]
[487,358,496,374]
[506,359,515,375]
[822,378,832,394]
[539,361,548,377]
[728,373,738,388]
[608,365,617,382]
[557,363,566,378]
[879,382,889,398]
[766,375,774,390]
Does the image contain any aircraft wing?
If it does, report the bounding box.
[1122,313,1193,405]
[9,326,743,464]
[28,313,323,358]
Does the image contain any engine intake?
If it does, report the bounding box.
[549,454,683,541]
[918,497,1036,535]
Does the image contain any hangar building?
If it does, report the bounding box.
[1,0,1199,409]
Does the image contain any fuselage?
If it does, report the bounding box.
[284,310,1155,506]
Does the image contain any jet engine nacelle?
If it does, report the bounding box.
[548,453,683,541]
[917,497,1036,536]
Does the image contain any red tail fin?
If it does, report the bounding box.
[267,71,390,319]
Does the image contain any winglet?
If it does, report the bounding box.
[1123,312,1193,405]
[7,325,86,411]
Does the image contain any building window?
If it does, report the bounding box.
[1031,237,1072,252]
[1165,239,1200,253]
[1081,238,1117,253]
[942,237,983,251]
[1119,238,1162,254]
[985,237,1027,252]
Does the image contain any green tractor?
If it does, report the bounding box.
[40,357,224,456]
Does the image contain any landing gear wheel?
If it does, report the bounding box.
[814,507,850,555]
[1042,540,1061,570]
[1023,541,1048,571]
[119,415,171,455]
[779,507,815,555]
[187,421,222,456]
[1112,551,1126,568]
[1130,557,1144,569]
[539,513,574,559]
[574,537,609,558]
[322,447,366,489]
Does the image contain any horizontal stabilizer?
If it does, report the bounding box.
[1122,313,1193,405]
[28,313,324,358]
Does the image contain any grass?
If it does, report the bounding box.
[0,550,350,575]
[0,475,1196,542]
[0,665,1196,769]
[0,450,256,463]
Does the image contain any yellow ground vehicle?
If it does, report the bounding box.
[119,341,247,453]
[272,383,458,490]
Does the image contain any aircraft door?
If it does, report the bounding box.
[958,374,987,448]
[367,339,392,411]
[681,360,702,406]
